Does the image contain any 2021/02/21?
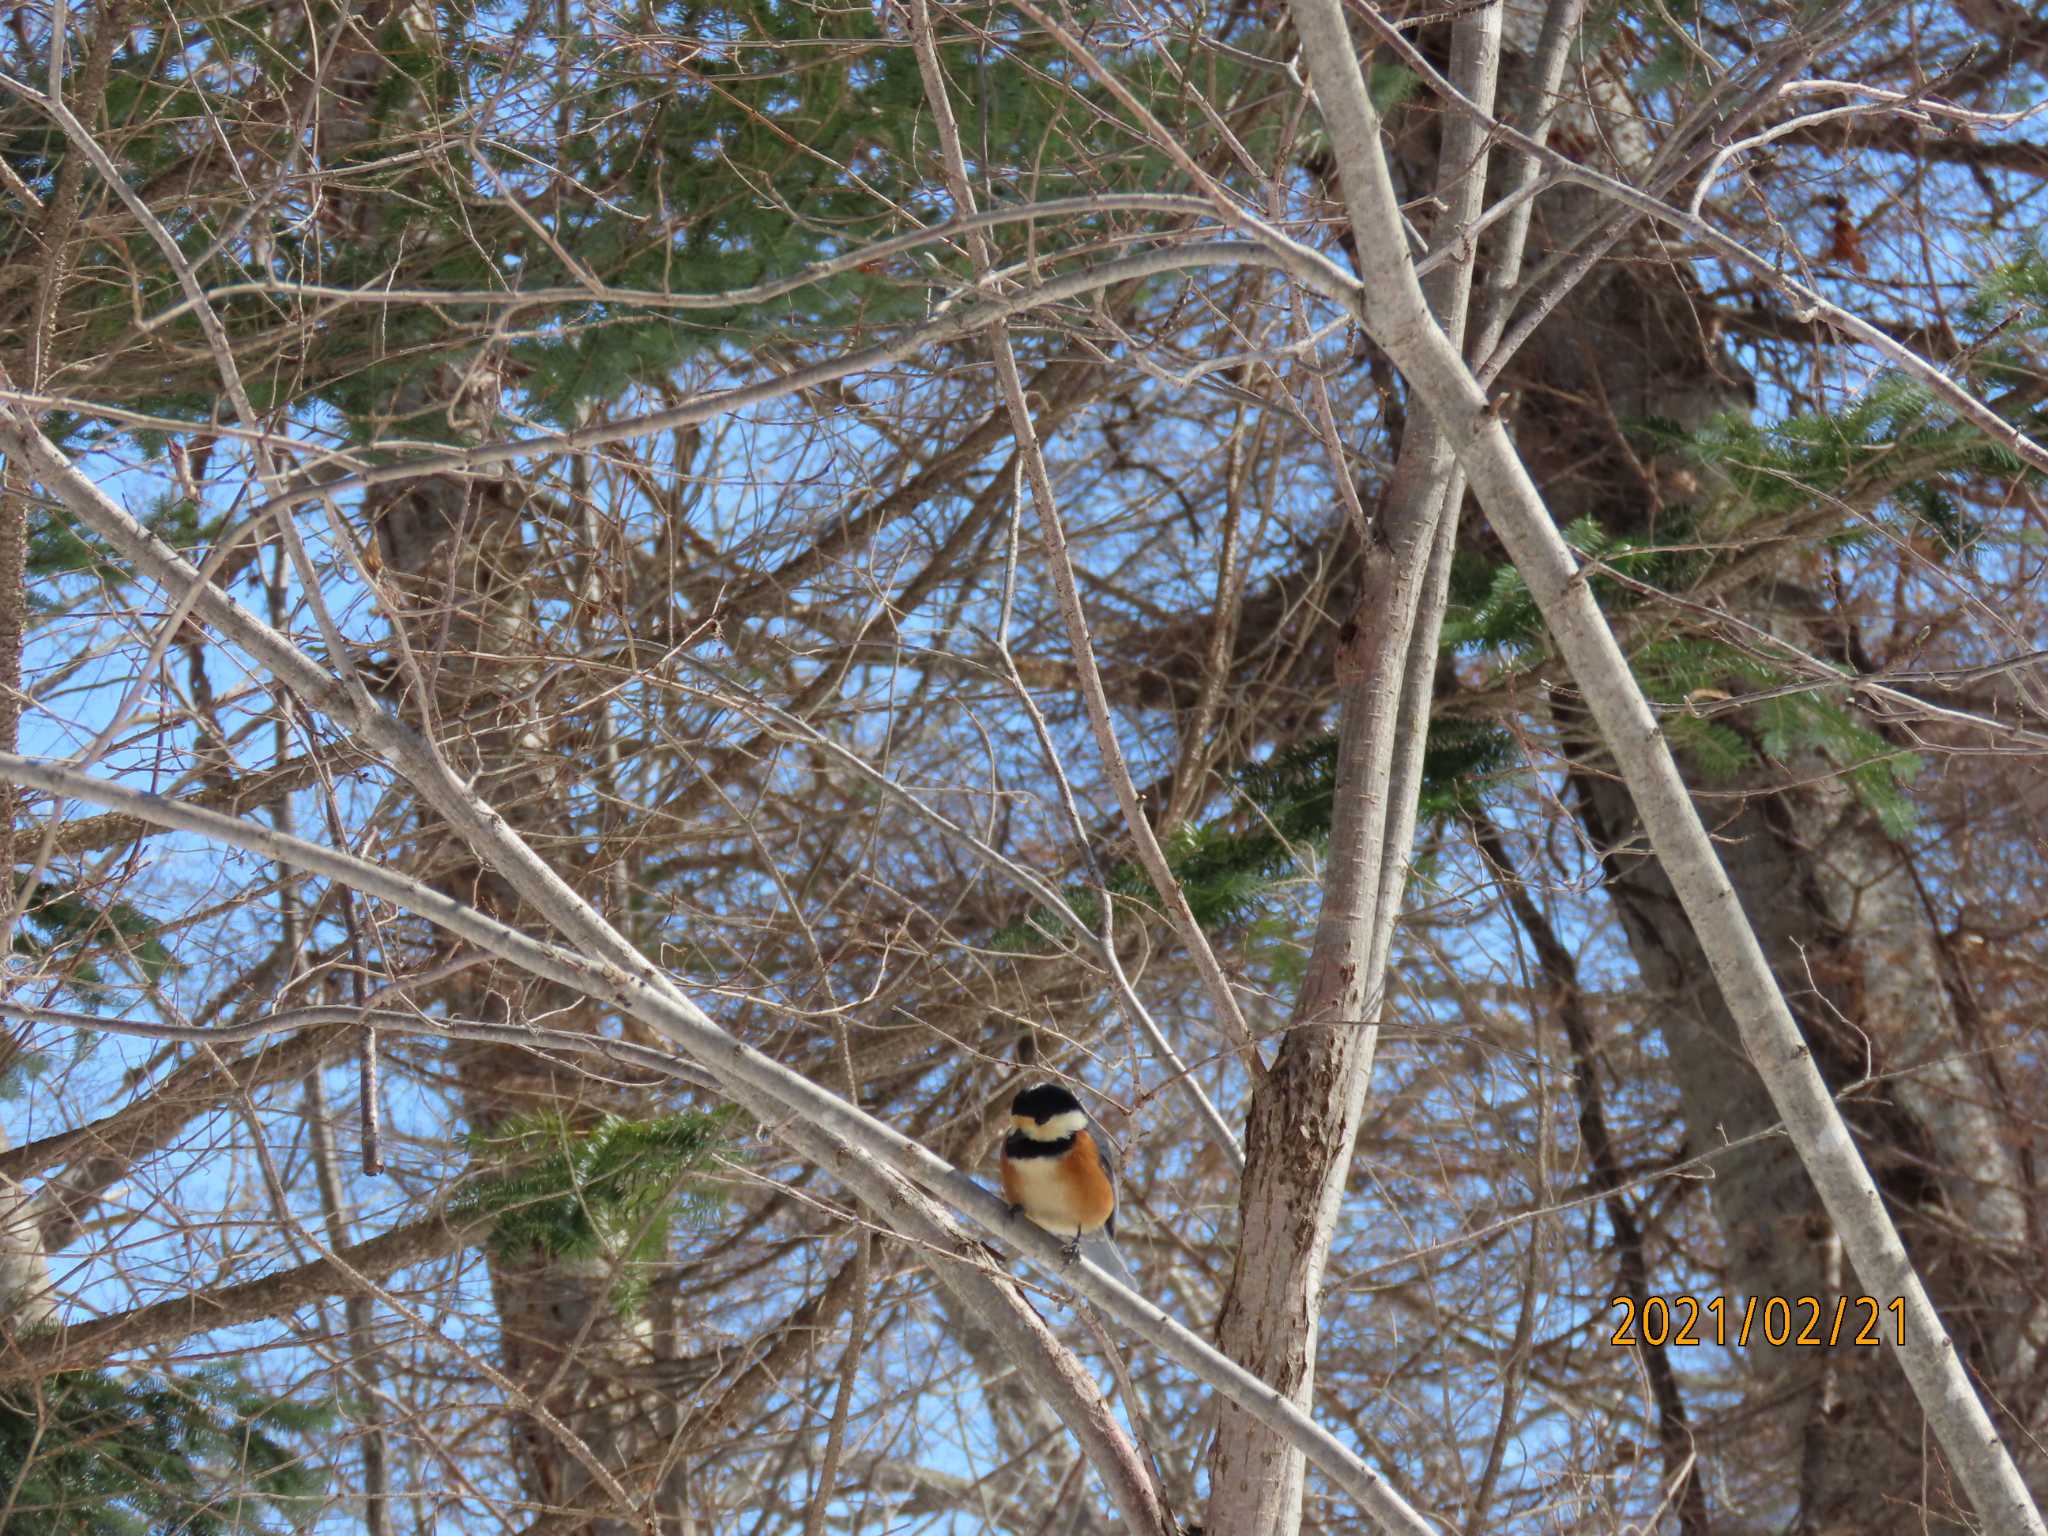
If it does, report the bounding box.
[1609,1293,1905,1348]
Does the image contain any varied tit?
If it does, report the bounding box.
[1000,1082,1117,1260]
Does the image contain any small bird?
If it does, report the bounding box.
[1001,1082,1118,1262]
[1821,193,1868,275]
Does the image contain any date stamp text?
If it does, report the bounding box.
[1609,1295,1904,1348]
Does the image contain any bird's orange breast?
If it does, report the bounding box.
[1004,1131,1115,1234]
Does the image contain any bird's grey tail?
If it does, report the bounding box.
[1078,1230,1138,1292]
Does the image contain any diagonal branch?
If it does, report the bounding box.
[1342,7,2048,477]
[1285,2,2048,1530]
[1,1212,464,1380]
[0,754,1437,1535]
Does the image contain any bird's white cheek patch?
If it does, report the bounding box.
[1008,1156,1109,1233]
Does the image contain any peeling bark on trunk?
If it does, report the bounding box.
[1206,509,1432,1536]
[1206,16,1504,1527]
[0,469,51,1338]
[1525,249,2039,1529]
[0,1127,54,1337]
[1570,740,2035,1530]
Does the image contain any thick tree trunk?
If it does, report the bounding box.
[1206,14,1503,1523]
[0,461,51,1337]
[371,468,668,1533]
[1205,488,1438,1536]
[1523,243,2039,1530]
[1569,729,2035,1529]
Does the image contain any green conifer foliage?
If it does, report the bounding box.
[23,503,219,596]
[449,1107,733,1314]
[993,718,1516,952]
[11,882,177,998]
[0,1366,331,1536]
[989,255,2048,959]
[2,0,1267,434]
[2,880,179,1095]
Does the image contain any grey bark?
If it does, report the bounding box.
[305,1069,394,1536]
[1284,0,2047,1528]
[0,1212,466,1380]
[1207,13,1503,1532]
[0,738,1441,1534]
[1570,725,2038,1529]
[1504,108,2040,1530]
[0,1126,55,1336]
[1471,811,1709,1534]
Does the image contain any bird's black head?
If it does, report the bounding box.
[1010,1082,1083,1127]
